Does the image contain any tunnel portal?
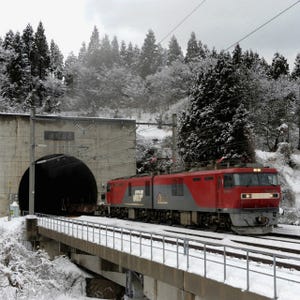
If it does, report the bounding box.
[18,154,98,215]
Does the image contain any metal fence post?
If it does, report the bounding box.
[273,255,277,299]
[130,230,132,253]
[246,250,249,291]
[163,236,165,264]
[186,240,189,270]
[224,246,226,282]
[176,238,179,268]
[106,225,108,247]
[93,224,95,243]
[113,227,115,249]
[150,233,153,260]
[140,233,142,256]
[86,222,89,242]
[121,228,123,251]
[204,244,207,277]
[99,224,101,244]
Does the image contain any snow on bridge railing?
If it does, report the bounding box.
[35,213,300,300]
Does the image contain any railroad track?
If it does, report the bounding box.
[70,216,300,271]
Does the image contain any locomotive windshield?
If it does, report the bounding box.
[224,173,278,187]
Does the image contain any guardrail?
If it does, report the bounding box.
[35,213,300,299]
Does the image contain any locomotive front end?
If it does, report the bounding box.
[228,167,281,235]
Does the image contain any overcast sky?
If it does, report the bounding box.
[0,0,299,66]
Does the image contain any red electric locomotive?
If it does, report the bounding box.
[105,166,281,234]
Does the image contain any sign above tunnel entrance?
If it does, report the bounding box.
[44,131,75,141]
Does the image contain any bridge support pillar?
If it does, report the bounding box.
[125,271,145,300]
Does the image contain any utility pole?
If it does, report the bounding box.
[29,105,36,215]
[298,84,300,150]
[171,113,177,166]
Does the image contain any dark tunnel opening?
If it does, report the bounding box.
[18,154,98,215]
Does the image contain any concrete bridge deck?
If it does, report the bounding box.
[26,215,299,300]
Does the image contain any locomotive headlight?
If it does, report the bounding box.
[241,193,252,199]
[241,192,280,200]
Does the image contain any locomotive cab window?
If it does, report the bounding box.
[224,174,234,188]
[172,178,184,196]
[233,173,278,186]
[106,183,111,192]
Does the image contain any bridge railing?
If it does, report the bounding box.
[35,214,300,300]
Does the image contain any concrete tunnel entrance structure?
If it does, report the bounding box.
[18,154,98,215]
[0,113,136,216]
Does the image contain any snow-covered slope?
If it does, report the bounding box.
[256,148,300,224]
[0,217,90,300]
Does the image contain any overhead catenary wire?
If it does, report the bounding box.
[158,0,207,44]
[224,0,300,51]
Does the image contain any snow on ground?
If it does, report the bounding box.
[256,148,300,224]
[0,217,95,300]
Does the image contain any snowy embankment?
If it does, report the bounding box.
[0,217,90,300]
[256,148,300,224]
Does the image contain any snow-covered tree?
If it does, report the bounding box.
[269,52,289,80]
[111,36,120,65]
[178,53,255,167]
[32,22,50,80]
[291,53,300,79]
[138,29,160,78]
[254,75,297,151]
[100,34,112,68]
[232,44,242,65]
[78,42,87,63]
[146,61,191,112]
[86,26,101,69]
[167,35,183,65]
[185,32,200,63]
[49,40,64,79]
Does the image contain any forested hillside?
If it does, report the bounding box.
[1,23,300,164]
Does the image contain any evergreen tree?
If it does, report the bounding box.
[167,35,183,65]
[157,43,166,67]
[2,31,31,104]
[0,45,13,110]
[119,40,127,66]
[49,40,64,79]
[111,36,120,65]
[269,52,289,80]
[32,22,50,79]
[198,40,208,59]
[291,53,300,79]
[22,24,35,73]
[178,54,255,167]
[86,26,101,69]
[2,30,15,50]
[78,42,87,63]
[100,34,112,67]
[232,44,242,66]
[64,52,79,88]
[185,32,200,63]
[138,29,159,78]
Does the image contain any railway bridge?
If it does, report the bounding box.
[25,214,298,300]
[0,113,136,216]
